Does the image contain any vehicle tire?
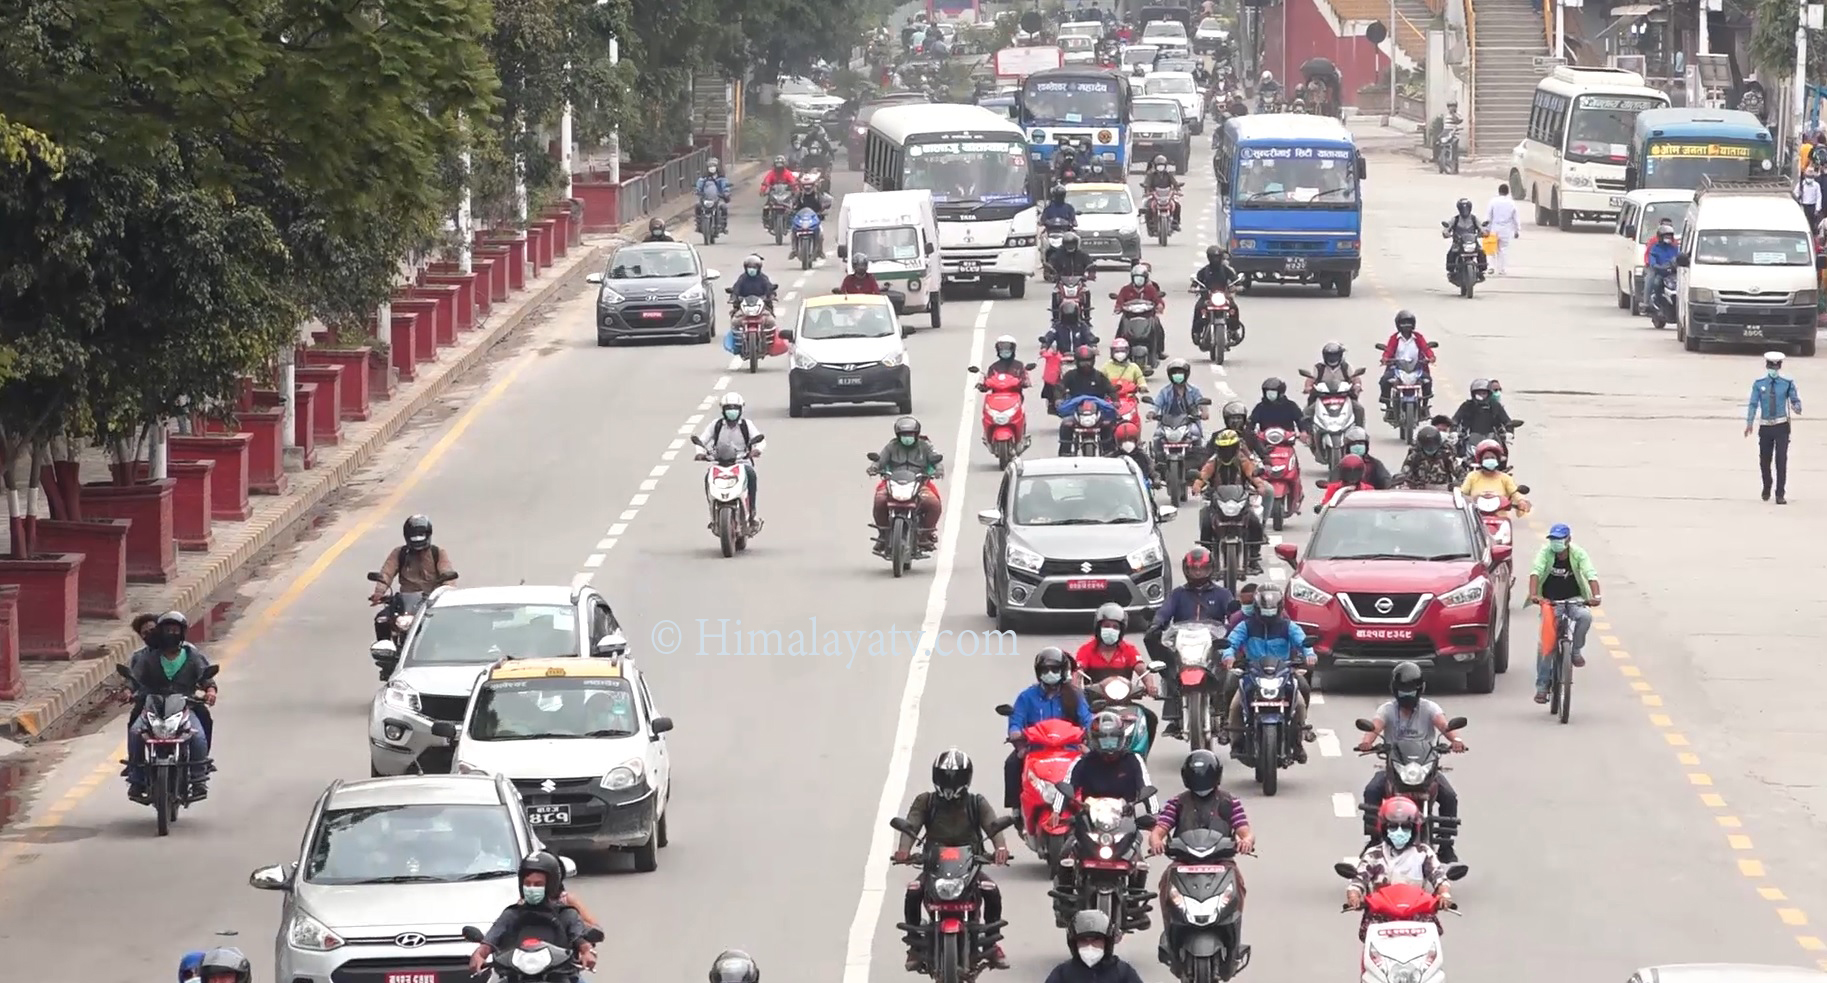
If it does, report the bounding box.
[1555,191,1573,232]
[932,296,943,329]
[897,391,914,415]
[1009,278,1027,300]
[1336,275,1352,297]
[717,507,737,558]
[891,518,910,578]
[1255,722,1279,795]
[1167,466,1186,506]
[994,441,1014,470]
[996,599,1023,632]
[1534,198,1550,227]
[1192,954,1216,983]
[695,325,714,345]
[1399,405,1416,445]
[1492,615,1510,674]
[1465,650,1497,694]
[657,809,670,848]
[1682,323,1701,352]
[937,932,963,983]
[1557,647,1573,725]
[789,398,806,418]
[632,823,660,872]
[370,764,385,778]
[985,584,998,617]
[1270,495,1285,532]
[1616,279,1630,309]
[1044,832,1068,880]
[1186,692,1209,752]
[1800,339,1818,357]
[154,767,172,837]
[1459,269,1474,299]
[1509,169,1525,203]
[596,332,614,347]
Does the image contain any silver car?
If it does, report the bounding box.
[251,774,572,983]
[979,456,1176,630]
[368,584,629,776]
[587,240,721,345]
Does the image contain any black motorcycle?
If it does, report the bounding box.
[459,924,605,982]
[366,569,456,679]
[1197,484,1251,592]
[1112,294,1161,376]
[1645,262,1677,329]
[1145,395,1211,505]
[1229,657,1303,796]
[1157,830,1250,983]
[115,662,219,836]
[1443,221,1486,299]
[1353,716,1468,863]
[890,814,1015,983]
[1049,785,1158,940]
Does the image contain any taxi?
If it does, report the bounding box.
[437,656,674,872]
[782,292,913,416]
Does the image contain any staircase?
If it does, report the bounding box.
[1323,0,1430,64]
[1469,0,1548,156]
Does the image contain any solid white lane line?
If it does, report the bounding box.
[1315,729,1341,758]
[1332,793,1357,818]
[842,320,988,983]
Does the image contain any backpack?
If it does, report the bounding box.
[708,418,757,450]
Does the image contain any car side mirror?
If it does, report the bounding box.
[1333,861,1357,878]
[995,703,1014,716]
[1274,543,1298,565]
[592,635,626,657]
[560,856,579,878]
[704,269,721,281]
[778,328,795,341]
[1158,505,1178,522]
[977,508,1004,526]
[1353,718,1376,732]
[585,272,604,285]
[836,244,848,259]
[1356,158,1367,180]
[926,242,936,255]
[430,721,458,739]
[651,716,675,736]
[1675,254,1690,267]
[249,863,296,890]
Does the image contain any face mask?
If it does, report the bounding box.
[1768,368,1781,379]
[1077,946,1106,966]
[1114,352,1128,362]
[1395,690,1420,707]
[997,349,1015,361]
[1386,828,1413,850]
[1348,443,1367,457]
[724,408,741,421]
[1491,392,1502,403]
[521,885,547,904]
[158,632,184,651]
[899,435,917,447]
[1120,441,1136,453]
[1039,671,1063,685]
[1480,458,1499,471]
[1098,627,1120,645]
[1264,392,1278,402]
[1169,373,1187,384]
[1132,277,1146,286]
[1256,603,1280,618]
[744,268,759,276]
[1549,539,1569,554]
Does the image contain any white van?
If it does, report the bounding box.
[1609,188,1694,315]
[836,189,942,329]
[1674,185,1819,356]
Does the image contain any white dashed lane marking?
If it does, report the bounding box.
[1315,728,1341,757]
[1332,792,1358,818]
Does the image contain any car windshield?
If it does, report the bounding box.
[407,603,577,665]
[469,675,641,740]
[1693,229,1814,266]
[1305,507,1475,560]
[1145,76,1196,95]
[609,247,697,279]
[1014,473,1151,525]
[1198,18,1225,33]
[1061,36,1094,50]
[1156,60,1197,74]
[1122,47,1158,66]
[853,226,925,264]
[800,302,898,339]
[1565,94,1663,163]
[1132,101,1183,123]
[1066,189,1134,214]
[904,139,1030,198]
[304,804,520,885]
[1235,149,1357,205]
[1635,201,1691,242]
[1144,23,1186,38]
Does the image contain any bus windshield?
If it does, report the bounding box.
[1023,77,1123,124]
[1566,94,1663,163]
[1232,146,1357,206]
[1641,139,1772,189]
[904,138,1030,198]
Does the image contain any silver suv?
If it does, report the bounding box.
[368,584,629,776]
[250,774,573,983]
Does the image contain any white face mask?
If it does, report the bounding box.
[1098,627,1120,645]
[1119,441,1136,453]
[1114,352,1128,362]
[1077,946,1106,966]
[1132,277,1146,287]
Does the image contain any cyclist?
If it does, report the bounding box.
[1524,524,1601,705]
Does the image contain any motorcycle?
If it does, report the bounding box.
[1257,427,1302,532]
[994,708,1084,877]
[1048,788,1159,940]
[1299,367,1364,481]
[731,294,777,373]
[115,662,219,836]
[1145,395,1211,505]
[866,452,943,578]
[792,207,823,270]
[1198,485,1252,592]
[1158,830,1249,983]
[1061,398,1110,458]
[967,362,1037,468]
[764,184,795,244]
[890,813,1016,983]
[1230,656,1302,795]
[1646,263,1677,329]
[1460,422,1524,470]
[1041,218,1076,282]
[1352,716,1468,860]
[1434,118,1462,174]
[1443,222,1486,299]
[1163,621,1226,752]
[1373,342,1439,444]
[1145,186,1180,246]
[697,190,728,245]
[1081,663,1164,758]
[365,569,455,679]
[459,924,604,983]
[1112,297,1161,376]
[1188,281,1244,366]
[1054,275,1094,334]
[690,435,755,558]
[1330,864,1466,983]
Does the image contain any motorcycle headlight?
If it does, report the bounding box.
[1395,761,1432,785]
[1077,407,1100,424]
[1103,677,1133,701]
[1098,845,1115,859]
[1288,576,1333,606]
[1253,676,1284,698]
[382,681,421,714]
[1389,966,1424,983]
[679,284,707,303]
[888,480,919,502]
[1438,577,1487,607]
[931,876,968,900]
[1127,542,1163,571]
[1162,427,1187,440]
[1216,499,1245,517]
[149,713,182,738]
[510,947,556,976]
[988,406,1018,425]
[1006,544,1044,575]
[791,352,818,370]
[710,471,741,488]
[1176,633,1212,667]
[288,911,344,951]
[601,759,647,791]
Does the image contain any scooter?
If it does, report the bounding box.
[691,435,755,558]
[1299,367,1364,481]
[1112,297,1161,376]
[995,708,1084,876]
[1472,485,1528,547]
[459,924,605,983]
[891,814,1015,983]
[764,184,794,244]
[1080,661,1166,759]
[1112,379,1144,436]
[1646,263,1677,329]
[115,663,219,837]
[697,190,728,245]
[867,452,943,579]
[792,208,823,270]
[1158,830,1250,983]
[1257,427,1302,532]
[1330,864,1466,983]
[967,362,1037,468]
[1145,395,1211,505]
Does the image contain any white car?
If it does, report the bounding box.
[1194,17,1231,50]
[776,76,844,121]
[1141,20,1192,57]
[447,656,674,871]
[785,293,913,416]
[1142,72,1203,134]
[1130,96,1192,171]
[1057,183,1144,270]
[1120,44,1159,75]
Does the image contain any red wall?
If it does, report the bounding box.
[1262,0,1389,107]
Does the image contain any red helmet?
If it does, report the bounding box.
[1074,344,1096,362]
[1181,546,1214,583]
[1339,453,1366,471]
[1473,439,1505,462]
[1376,795,1422,833]
[1115,422,1141,442]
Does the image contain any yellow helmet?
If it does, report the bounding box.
[1213,429,1242,449]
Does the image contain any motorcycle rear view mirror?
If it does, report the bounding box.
[1373,342,1385,350]
[429,721,458,740]
[995,703,1014,717]
[1025,362,1037,370]
[1108,291,1120,299]
[1353,718,1377,732]
[1444,863,1469,881]
[1333,861,1357,879]
[439,570,460,583]
[366,571,385,582]
[199,664,221,683]
[889,816,920,836]
[1313,478,1329,489]
[582,927,607,945]
[836,244,848,259]
[115,664,135,682]
[462,926,487,944]
[1139,784,1158,801]
[1514,485,1531,495]
[1445,716,1468,731]
[967,365,981,373]
[1140,394,1155,404]
[1350,367,1366,377]
[1427,340,1439,348]
[866,451,882,462]
[1146,660,1168,672]
[1508,420,1525,428]
[1296,368,1314,378]
[690,435,706,447]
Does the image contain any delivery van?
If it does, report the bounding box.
[1674,182,1819,356]
[836,189,943,330]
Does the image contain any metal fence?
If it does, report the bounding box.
[616,145,712,220]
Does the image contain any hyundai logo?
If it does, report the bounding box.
[394,933,429,948]
[1080,562,1093,573]
[1374,597,1395,614]
[540,779,557,793]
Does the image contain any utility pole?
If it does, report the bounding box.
[608,37,622,187]
[1553,0,1564,62]
[1389,0,1398,112]
[1797,2,1824,149]
[1696,0,1710,54]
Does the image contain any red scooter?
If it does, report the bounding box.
[1113,378,1144,435]
[994,708,1084,878]
[967,362,1036,468]
[1259,426,1303,531]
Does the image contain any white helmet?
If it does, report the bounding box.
[994,334,1018,358]
[719,392,745,417]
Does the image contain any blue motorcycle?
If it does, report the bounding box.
[696,189,729,245]
[1231,656,1301,796]
[1057,395,1116,458]
[792,208,822,270]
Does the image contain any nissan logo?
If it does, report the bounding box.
[394,933,429,948]
[540,779,557,793]
[1374,597,1395,614]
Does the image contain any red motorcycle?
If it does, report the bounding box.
[1259,426,1303,531]
[729,294,782,374]
[967,363,1035,468]
[1145,186,1181,246]
[995,710,1084,877]
[1113,379,1144,436]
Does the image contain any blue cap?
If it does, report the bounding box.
[1547,523,1571,539]
[179,952,206,981]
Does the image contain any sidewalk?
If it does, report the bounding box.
[0,161,762,739]
[1348,116,1511,177]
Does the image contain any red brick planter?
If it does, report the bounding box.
[34,519,129,619]
[0,586,20,699]
[170,460,215,551]
[80,478,176,583]
[369,349,396,400]
[473,247,513,301]
[536,220,559,267]
[574,181,621,232]
[295,364,345,443]
[391,299,440,364]
[526,226,549,276]
[407,284,461,345]
[293,382,319,469]
[390,314,422,381]
[170,432,252,521]
[0,556,80,660]
[420,275,477,333]
[208,411,287,495]
[303,347,372,421]
[478,236,527,291]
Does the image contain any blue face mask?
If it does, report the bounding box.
[1768,368,1781,379]
[899,435,916,447]
[1386,828,1413,849]
[1039,671,1063,685]
[723,408,740,421]
[1348,443,1367,457]
[1098,627,1120,645]
[521,885,546,904]
[1264,392,1278,402]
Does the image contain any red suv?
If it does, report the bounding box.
[1272,488,1513,693]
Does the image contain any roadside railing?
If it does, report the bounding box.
[573,144,714,233]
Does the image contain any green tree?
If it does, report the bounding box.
[1747,0,1827,80]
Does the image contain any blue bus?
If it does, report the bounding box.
[1213,114,1366,295]
[1017,68,1133,188]
[1624,108,1776,192]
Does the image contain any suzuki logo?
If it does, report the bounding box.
[540,779,557,793]
[394,933,429,948]
[1080,562,1094,573]
[1374,597,1395,614]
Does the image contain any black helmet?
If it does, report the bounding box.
[893,415,922,440]
[1222,400,1248,427]
[1455,197,1473,216]
[1321,342,1345,366]
[403,514,432,548]
[1390,661,1426,703]
[1051,185,1068,203]
[1394,309,1416,332]
[1087,710,1126,755]
[852,253,869,273]
[1061,232,1081,252]
[932,748,973,798]
[518,850,565,896]
[1254,583,1285,618]
[1182,748,1222,795]
[1205,244,1223,265]
[1181,545,1214,585]
[1261,376,1287,396]
[196,948,252,983]
[1034,646,1070,681]
[153,610,189,650]
[1415,425,1444,455]
[1070,908,1115,946]
[710,950,761,983]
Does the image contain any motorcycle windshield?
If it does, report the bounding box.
[1390,737,1436,766]
[883,465,926,484]
[922,846,979,878]
[1170,866,1234,897]
[1168,828,1237,859]
[1083,796,1131,831]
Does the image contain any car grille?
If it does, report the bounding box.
[1707,306,1812,327]
[330,956,472,983]
[417,695,469,722]
[618,304,686,328]
[1256,239,1328,254]
[513,776,599,803]
[1716,291,1792,306]
[1340,592,1425,621]
[1594,178,1627,192]
[1328,639,1438,662]
[1039,557,1131,576]
[1040,582,1137,608]
[343,933,468,947]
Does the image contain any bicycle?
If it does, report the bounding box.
[1540,599,1586,725]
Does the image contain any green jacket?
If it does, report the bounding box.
[1530,544,1598,600]
[875,437,941,474]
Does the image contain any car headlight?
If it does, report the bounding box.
[1796,289,1818,306]
[1288,576,1333,606]
[510,947,556,976]
[1688,287,1715,304]
[1006,544,1044,575]
[288,911,344,951]
[931,876,968,900]
[1127,542,1163,571]
[881,351,906,368]
[791,352,818,370]
[382,681,421,714]
[1438,577,1487,607]
[598,286,626,306]
[1006,235,1036,248]
[679,284,707,303]
[1395,761,1432,785]
[601,759,647,791]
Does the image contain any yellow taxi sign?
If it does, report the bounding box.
[488,657,621,681]
[802,292,893,309]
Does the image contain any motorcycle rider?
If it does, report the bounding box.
[1219,400,1264,460]
[1114,421,1153,486]
[190,948,252,983]
[1303,341,1360,412]
[1188,430,1271,574]
[1354,662,1465,861]
[1075,602,1151,686]
[1344,796,1455,931]
[789,176,830,258]
[1102,338,1148,392]
[1146,547,1236,737]
[1218,583,1315,763]
[796,122,834,168]
[1042,186,1080,273]
[1643,220,1680,310]
[1145,750,1254,978]
[1189,246,1241,348]
[1449,378,1514,450]
[643,216,673,242]
[1044,909,1146,983]
[1224,583,1256,629]
[696,392,766,535]
[695,158,734,232]
[1318,453,1375,507]
[1459,439,1530,511]
[1139,155,1184,230]
[1112,264,1168,358]
[1394,425,1462,489]
[1056,345,1120,455]
[983,335,1032,388]
[709,950,762,983]
[1526,523,1602,704]
[1378,310,1436,409]
[1049,233,1098,332]
[1343,426,1391,489]
[123,612,216,802]
[368,514,457,640]
[729,255,778,312]
[1058,711,1159,927]
[467,852,599,974]
[759,155,797,193]
[838,253,881,294]
[1248,377,1303,437]
[891,749,1013,971]
[1152,360,1210,469]
[1054,147,1084,185]
[1441,197,1487,277]
[870,415,945,553]
[1005,647,1094,817]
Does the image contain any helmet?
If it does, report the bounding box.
[179,951,207,982]
[648,216,666,234]
[1062,232,1081,252]
[153,609,189,649]
[1548,523,1571,540]
[850,252,871,274]
[710,950,762,983]
[1115,421,1141,447]
[1390,661,1426,702]
[773,155,787,168]
[1470,378,1491,398]
[1074,344,1096,365]
[1164,357,1191,381]
[1254,582,1285,618]
[1262,376,1287,396]
[1473,439,1505,468]
[1394,309,1416,332]
[1321,342,1345,366]
[1181,546,1214,585]
[1086,710,1126,755]
[932,748,973,798]
[707,157,722,173]
[1130,263,1150,284]
[1376,795,1423,835]
[719,391,745,419]
[1051,185,1068,203]
[1212,428,1242,461]
[1206,244,1224,265]
[1095,601,1126,632]
[403,514,433,548]
[743,253,763,274]
[1343,425,1370,454]
[1034,646,1070,682]
[1181,748,1222,795]
[1069,908,1115,946]
[1414,425,1443,456]
[518,850,566,896]
[1455,197,1473,216]
[1153,154,1168,168]
[1222,400,1248,428]
[994,334,1018,360]
[1110,338,1131,360]
[893,415,922,440]
[195,948,252,983]
[1339,453,1366,481]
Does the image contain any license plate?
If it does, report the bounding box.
[1354,628,1416,641]
[527,805,571,826]
[1065,579,1108,591]
[386,974,439,983]
[1283,257,1307,272]
[641,311,665,320]
[836,376,862,386]
[960,261,981,273]
[1744,325,1763,336]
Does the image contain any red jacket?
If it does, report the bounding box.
[1320,481,1375,506]
[1114,282,1166,313]
[1075,638,1144,672]
[1379,332,1436,363]
[759,168,796,191]
[838,273,881,294]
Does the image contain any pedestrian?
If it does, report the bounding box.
[1745,351,1803,504]
[1485,183,1521,276]
[1796,166,1822,232]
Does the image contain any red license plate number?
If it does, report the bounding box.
[641,311,665,319]
[386,974,440,983]
[1065,579,1108,591]
[1355,628,1416,641]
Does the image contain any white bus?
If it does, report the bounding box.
[1512,66,1668,231]
[863,103,1039,297]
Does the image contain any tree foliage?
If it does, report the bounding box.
[1746,0,1827,81]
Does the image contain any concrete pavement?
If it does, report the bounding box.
[0,141,1821,983]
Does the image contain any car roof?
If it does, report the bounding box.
[1148,71,1196,79]
[802,292,895,309]
[430,585,581,608]
[1635,966,1827,983]
[326,774,506,810]
[488,657,629,681]
[1019,456,1138,477]
[1623,188,1697,204]
[1329,488,1459,510]
[1133,95,1182,106]
[1066,183,1129,192]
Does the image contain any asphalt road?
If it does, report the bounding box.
[0,144,1821,982]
